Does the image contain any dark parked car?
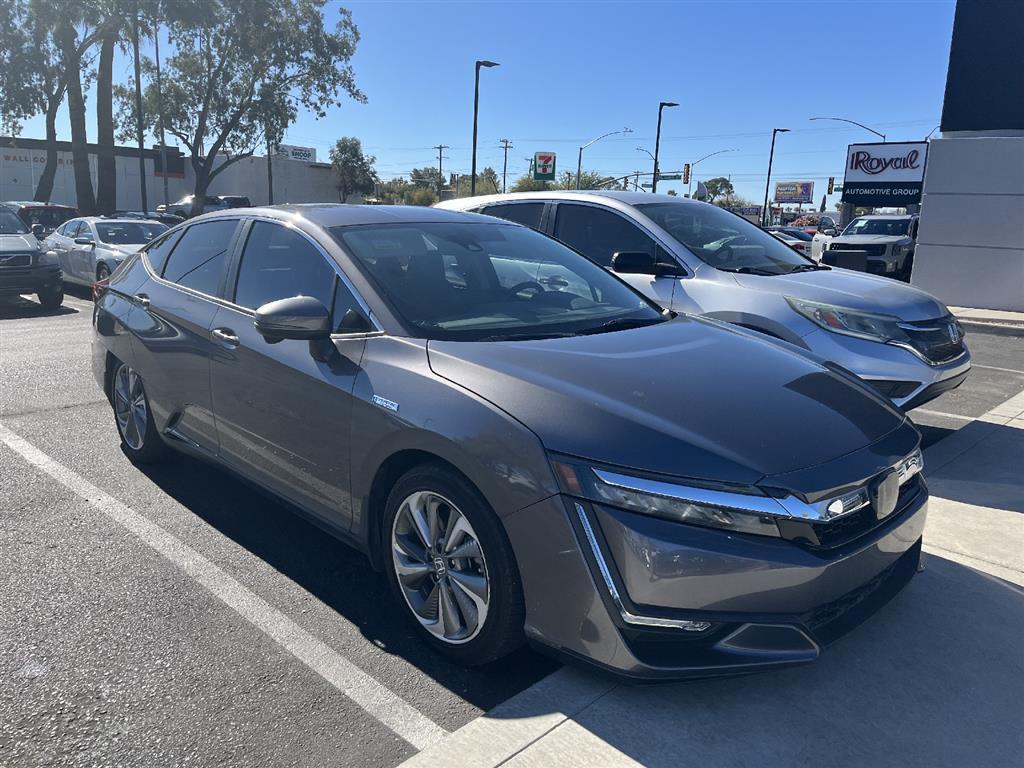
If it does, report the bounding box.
[92,205,928,678]
[2,201,79,238]
[115,210,186,226]
[156,195,252,218]
[0,206,63,308]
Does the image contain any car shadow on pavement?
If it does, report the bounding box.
[131,452,558,711]
[926,420,1024,514]
[486,555,1024,767]
[0,296,80,319]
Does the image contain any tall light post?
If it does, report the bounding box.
[688,148,738,197]
[651,101,678,194]
[809,116,886,141]
[471,60,499,197]
[761,128,789,226]
[576,127,631,189]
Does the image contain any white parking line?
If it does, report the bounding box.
[0,422,448,752]
[911,408,975,422]
[972,363,1024,376]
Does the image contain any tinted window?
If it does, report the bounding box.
[144,230,183,274]
[842,217,911,236]
[233,221,335,311]
[554,204,656,267]
[334,222,662,341]
[481,203,544,230]
[162,219,238,296]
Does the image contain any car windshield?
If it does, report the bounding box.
[96,221,168,245]
[843,217,911,236]
[333,222,665,341]
[636,202,818,276]
[0,209,30,234]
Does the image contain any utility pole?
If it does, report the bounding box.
[131,3,148,214]
[434,144,449,199]
[499,138,513,193]
[761,128,789,227]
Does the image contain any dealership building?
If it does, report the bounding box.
[910,0,1024,312]
[0,138,340,211]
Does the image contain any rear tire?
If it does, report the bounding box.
[37,286,63,310]
[383,463,524,666]
[111,361,167,464]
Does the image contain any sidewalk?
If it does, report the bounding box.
[403,388,1024,768]
[952,305,1024,336]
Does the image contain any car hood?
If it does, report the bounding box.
[0,234,40,252]
[733,268,948,321]
[427,317,904,485]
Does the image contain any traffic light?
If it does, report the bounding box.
[827,176,835,194]
[682,163,690,185]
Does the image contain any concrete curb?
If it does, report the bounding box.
[960,319,1024,338]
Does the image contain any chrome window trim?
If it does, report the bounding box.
[573,502,710,632]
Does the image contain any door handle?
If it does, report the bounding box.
[134,293,150,309]
[211,327,239,347]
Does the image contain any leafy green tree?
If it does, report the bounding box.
[375,177,409,204]
[330,136,377,202]
[551,169,612,191]
[125,0,364,215]
[476,166,500,195]
[510,173,547,192]
[703,176,734,203]
[404,186,437,206]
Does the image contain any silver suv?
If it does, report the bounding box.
[437,192,969,410]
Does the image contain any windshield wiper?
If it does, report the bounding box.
[719,266,779,276]
[578,316,664,335]
[475,331,578,342]
[788,263,830,273]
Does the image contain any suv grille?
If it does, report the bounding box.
[832,243,886,256]
[0,252,33,268]
[900,316,966,364]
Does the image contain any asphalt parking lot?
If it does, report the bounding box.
[1,289,1021,767]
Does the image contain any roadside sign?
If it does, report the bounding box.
[774,180,814,204]
[641,182,654,188]
[842,142,927,206]
[658,173,681,181]
[533,152,556,181]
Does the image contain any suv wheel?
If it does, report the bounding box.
[37,286,63,310]
[112,361,166,463]
[384,464,524,665]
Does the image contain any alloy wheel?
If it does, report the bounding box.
[114,364,148,451]
[391,490,491,644]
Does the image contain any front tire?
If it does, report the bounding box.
[384,464,524,666]
[37,286,63,310]
[96,263,111,282]
[112,361,166,463]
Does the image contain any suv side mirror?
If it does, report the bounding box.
[255,296,331,342]
[31,224,45,238]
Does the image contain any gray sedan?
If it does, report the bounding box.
[45,217,167,286]
[92,204,927,678]
[438,192,970,410]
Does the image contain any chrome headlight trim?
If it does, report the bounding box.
[592,469,783,517]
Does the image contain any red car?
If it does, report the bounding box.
[2,201,80,238]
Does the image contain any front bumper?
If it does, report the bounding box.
[0,264,62,295]
[801,327,971,410]
[505,468,927,680]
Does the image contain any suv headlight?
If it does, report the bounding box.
[786,296,911,345]
[37,249,59,266]
[551,458,783,537]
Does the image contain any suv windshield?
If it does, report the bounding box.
[636,202,819,276]
[96,221,168,245]
[0,209,30,234]
[333,222,665,341]
[842,217,911,236]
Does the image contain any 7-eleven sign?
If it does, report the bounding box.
[533,151,556,181]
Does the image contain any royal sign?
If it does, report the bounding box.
[842,142,928,206]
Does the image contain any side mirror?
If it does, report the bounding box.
[74,237,94,247]
[820,227,837,236]
[612,251,657,275]
[31,224,45,238]
[254,296,331,342]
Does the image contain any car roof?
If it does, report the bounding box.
[194,203,500,229]
[436,190,700,210]
[3,200,77,209]
[78,216,166,225]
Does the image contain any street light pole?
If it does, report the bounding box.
[471,60,499,197]
[651,101,678,194]
[687,148,739,197]
[576,127,632,189]
[761,128,789,226]
[809,116,886,142]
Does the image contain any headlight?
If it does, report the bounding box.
[551,458,782,537]
[37,249,59,266]
[786,296,910,345]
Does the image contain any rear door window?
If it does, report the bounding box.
[553,204,657,267]
[232,221,336,311]
[480,202,544,230]
[161,219,238,296]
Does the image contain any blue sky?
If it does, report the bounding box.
[20,0,957,203]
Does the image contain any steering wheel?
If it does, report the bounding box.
[505,281,544,298]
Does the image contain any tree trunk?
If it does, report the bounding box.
[33,96,61,202]
[61,31,96,214]
[95,34,117,214]
[190,159,210,217]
